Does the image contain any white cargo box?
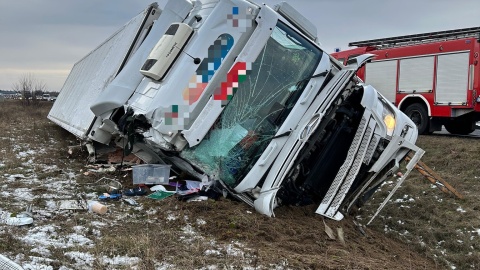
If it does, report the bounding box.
[48,4,160,139]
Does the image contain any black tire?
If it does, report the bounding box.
[444,119,475,135]
[404,103,429,135]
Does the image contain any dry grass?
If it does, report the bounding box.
[362,135,480,269]
[1,99,474,269]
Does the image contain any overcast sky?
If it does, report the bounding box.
[1,0,479,92]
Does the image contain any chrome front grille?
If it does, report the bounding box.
[364,134,379,165]
[316,113,377,220]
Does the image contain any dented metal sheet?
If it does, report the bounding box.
[47,4,160,139]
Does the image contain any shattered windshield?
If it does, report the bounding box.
[181,22,322,187]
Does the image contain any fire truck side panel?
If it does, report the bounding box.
[332,36,480,134]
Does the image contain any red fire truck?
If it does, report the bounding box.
[331,27,480,134]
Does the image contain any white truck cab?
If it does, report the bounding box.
[49,0,423,221]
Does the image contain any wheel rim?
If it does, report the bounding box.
[409,110,423,127]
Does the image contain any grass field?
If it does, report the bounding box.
[0,99,478,269]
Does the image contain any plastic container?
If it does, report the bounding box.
[132,164,171,185]
[87,201,107,215]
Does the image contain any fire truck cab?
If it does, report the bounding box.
[332,27,480,135]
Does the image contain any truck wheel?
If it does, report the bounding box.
[444,119,475,135]
[404,103,429,135]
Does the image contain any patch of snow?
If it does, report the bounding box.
[205,249,222,256]
[21,225,93,249]
[66,233,94,246]
[22,159,34,166]
[91,221,108,227]
[154,262,177,270]
[166,212,177,221]
[197,218,206,225]
[12,188,35,201]
[146,208,157,215]
[456,207,466,213]
[41,165,58,172]
[225,242,245,257]
[22,256,55,270]
[45,200,57,211]
[66,172,76,179]
[65,251,95,268]
[43,178,76,190]
[41,193,74,200]
[17,149,36,159]
[101,255,139,266]
[6,174,27,181]
[92,229,101,237]
[182,224,196,235]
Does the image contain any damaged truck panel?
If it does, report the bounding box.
[47,4,161,139]
[50,0,424,221]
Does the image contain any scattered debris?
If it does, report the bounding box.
[337,227,346,245]
[123,187,147,196]
[323,219,336,240]
[0,205,34,227]
[186,196,209,202]
[147,191,175,201]
[58,200,87,211]
[122,198,138,206]
[87,201,107,215]
[406,153,464,199]
[99,193,122,201]
[353,220,367,237]
[132,164,171,185]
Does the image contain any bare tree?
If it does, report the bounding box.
[12,73,47,106]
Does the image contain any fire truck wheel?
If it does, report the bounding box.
[404,103,429,135]
[444,119,475,135]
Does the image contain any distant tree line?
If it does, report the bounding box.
[11,73,56,105]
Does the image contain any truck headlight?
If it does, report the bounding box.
[384,114,396,136]
[381,102,396,138]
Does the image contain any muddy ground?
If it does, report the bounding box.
[2,100,478,269]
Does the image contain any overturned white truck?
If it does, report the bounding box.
[48,0,424,221]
